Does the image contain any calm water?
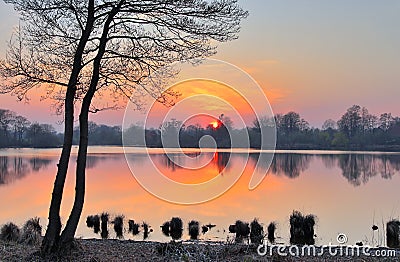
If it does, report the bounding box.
[1,147,400,246]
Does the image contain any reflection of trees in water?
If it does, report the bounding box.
[320,155,337,169]
[269,154,312,178]
[162,154,181,172]
[338,155,374,186]
[334,154,400,186]
[249,153,312,179]
[0,156,52,185]
[30,158,52,172]
[85,155,123,169]
[156,152,231,173]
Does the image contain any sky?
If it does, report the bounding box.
[0,0,399,130]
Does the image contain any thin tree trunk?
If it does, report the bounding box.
[41,0,95,254]
[40,83,75,255]
[59,2,124,246]
[58,96,90,248]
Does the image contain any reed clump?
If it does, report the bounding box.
[0,222,20,242]
[250,219,263,244]
[170,217,183,241]
[289,211,316,245]
[112,215,124,239]
[387,220,400,248]
[100,213,109,239]
[267,222,276,243]
[20,217,42,245]
[188,220,200,240]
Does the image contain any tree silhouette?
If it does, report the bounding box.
[0,0,247,254]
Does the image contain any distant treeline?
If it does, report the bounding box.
[0,109,122,148]
[2,105,400,150]
[0,109,62,148]
[125,105,400,151]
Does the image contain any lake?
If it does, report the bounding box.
[1,147,400,246]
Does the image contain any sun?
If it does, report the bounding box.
[211,121,219,128]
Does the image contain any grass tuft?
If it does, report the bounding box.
[0,222,20,242]
[20,217,42,245]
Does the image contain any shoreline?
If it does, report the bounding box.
[1,239,399,261]
[2,146,400,156]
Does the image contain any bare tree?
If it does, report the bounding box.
[13,115,31,145]
[0,0,247,254]
[322,119,336,130]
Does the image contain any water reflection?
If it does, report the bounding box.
[134,152,400,186]
[0,156,52,185]
[1,149,400,245]
[321,154,400,186]
[3,152,398,188]
[269,154,312,178]
[214,152,230,173]
[250,153,400,186]
[155,152,231,173]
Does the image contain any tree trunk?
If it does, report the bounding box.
[59,102,90,249]
[58,2,123,247]
[40,87,75,255]
[41,0,95,254]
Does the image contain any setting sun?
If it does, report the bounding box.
[211,121,219,128]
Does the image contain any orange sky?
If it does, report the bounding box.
[144,79,257,128]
